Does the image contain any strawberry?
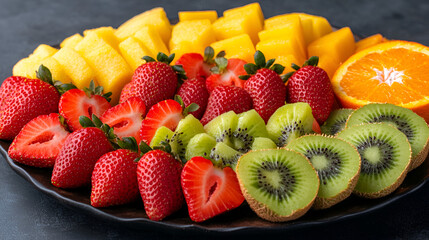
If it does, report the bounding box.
[119,52,186,109]
[176,78,209,119]
[0,76,25,112]
[205,58,247,92]
[59,81,111,132]
[100,97,146,143]
[137,147,184,221]
[8,113,70,168]
[175,47,215,80]
[285,56,335,124]
[91,149,140,208]
[181,156,244,222]
[51,124,113,188]
[241,51,287,123]
[200,85,253,125]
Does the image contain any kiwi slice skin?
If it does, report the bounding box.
[346,103,429,170]
[337,123,412,199]
[321,109,354,135]
[286,134,361,209]
[236,149,319,222]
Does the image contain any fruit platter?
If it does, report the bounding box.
[1,2,429,232]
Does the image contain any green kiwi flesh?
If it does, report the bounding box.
[149,126,174,148]
[266,102,315,147]
[336,123,411,198]
[236,149,319,222]
[346,103,429,170]
[170,114,205,161]
[185,133,217,161]
[286,135,361,209]
[210,142,242,170]
[321,109,354,135]
[252,137,277,150]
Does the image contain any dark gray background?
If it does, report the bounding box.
[1,0,429,239]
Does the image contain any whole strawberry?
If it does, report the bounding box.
[119,52,186,109]
[200,85,253,125]
[137,144,184,221]
[241,51,286,123]
[176,78,209,119]
[0,76,25,112]
[286,56,335,124]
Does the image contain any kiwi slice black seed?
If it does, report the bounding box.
[169,114,205,161]
[346,103,429,170]
[149,126,174,148]
[210,142,242,170]
[266,102,316,147]
[337,123,411,198]
[236,149,319,222]
[321,109,354,135]
[286,134,361,209]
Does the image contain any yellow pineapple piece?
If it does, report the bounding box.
[178,10,218,23]
[210,34,255,63]
[40,57,73,83]
[256,38,306,64]
[224,3,264,24]
[317,54,341,79]
[29,44,58,61]
[134,26,169,57]
[275,55,302,74]
[119,36,151,70]
[170,42,200,63]
[169,19,215,53]
[83,26,120,53]
[115,7,171,44]
[308,27,355,64]
[53,47,96,89]
[212,14,261,45]
[60,33,83,49]
[13,58,39,78]
[75,32,133,104]
[355,33,385,52]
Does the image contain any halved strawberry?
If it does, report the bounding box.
[59,84,111,132]
[100,97,146,143]
[205,58,247,92]
[8,113,70,168]
[175,47,216,80]
[181,156,244,222]
[139,99,184,144]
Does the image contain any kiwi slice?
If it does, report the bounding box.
[210,142,242,170]
[266,102,316,147]
[236,149,319,222]
[185,133,217,161]
[337,123,412,198]
[321,109,354,135]
[286,135,361,209]
[252,137,277,150]
[170,114,205,161]
[149,126,174,148]
[346,103,429,170]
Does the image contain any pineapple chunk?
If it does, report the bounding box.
[169,19,215,53]
[119,36,151,70]
[40,57,73,83]
[84,26,120,53]
[256,38,306,64]
[29,44,58,61]
[170,41,201,63]
[212,14,261,45]
[61,33,83,49]
[115,7,171,45]
[134,26,169,57]
[178,10,218,23]
[53,47,96,89]
[75,32,133,104]
[308,27,355,64]
[356,33,385,52]
[224,3,264,25]
[13,58,39,78]
[210,34,255,63]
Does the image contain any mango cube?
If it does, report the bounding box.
[60,33,83,49]
[274,55,302,74]
[169,19,215,53]
[210,34,255,63]
[134,26,169,57]
[317,54,341,79]
[13,58,40,78]
[119,36,151,70]
[53,47,96,89]
[356,33,385,52]
[224,3,264,25]
[212,14,261,45]
[308,27,355,64]
[29,44,58,61]
[115,7,171,45]
[170,42,199,63]
[298,13,333,40]
[256,38,306,64]
[178,10,218,23]
[75,32,133,104]
[40,57,73,83]
[84,26,120,53]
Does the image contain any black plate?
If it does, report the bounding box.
[1,139,429,233]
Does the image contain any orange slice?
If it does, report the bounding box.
[331,40,429,122]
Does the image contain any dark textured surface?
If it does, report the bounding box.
[1,0,429,239]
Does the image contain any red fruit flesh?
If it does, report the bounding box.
[200,85,253,125]
[205,58,247,92]
[100,97,146,143]
[0,76,25,111]
[176,79,209,119]
[119,82,133,104]
[175,53,211,80]
[137,150,184,221]
[181,156,244,222]
[0,78,60,140]
[51,127,113,188]
[59,89,111,132]
[91,149,139,208]
[139,99,184,144]
[8,113,70,168]
[312,118,321,133]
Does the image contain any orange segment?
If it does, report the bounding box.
[332,40,429,122]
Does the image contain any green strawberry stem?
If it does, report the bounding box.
[82,80,112,102]
[282,56,320,83]
[142,52,187,81]
[36,65,77,95]
[174,95,200,116]
[239,50,285,80]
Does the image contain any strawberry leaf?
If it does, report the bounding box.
[254,50,266,68]
[238,75,251,80]
[167,53,175,64]
[291,63,301,71]
[142,56,156,62]
[265,58,275,69]
[118,137,139,152]
[204,46,215,63]
[244,63,258,75]
[92,114,103,128]
[36,65,54,85]
[271,64,285,75]
[303,56,319,67]
[183,103,199,116]
[79,115,95,128]
[216,50,226,58]
[139,141,153,155]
